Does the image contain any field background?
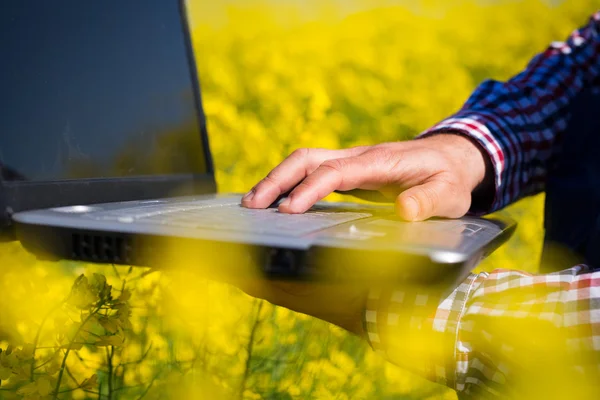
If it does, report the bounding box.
[0,1,596,399]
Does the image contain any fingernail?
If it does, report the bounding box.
[242,189,255,202]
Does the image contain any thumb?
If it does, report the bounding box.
[395,179,470,221]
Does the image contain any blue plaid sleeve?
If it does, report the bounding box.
[422,11,600,213]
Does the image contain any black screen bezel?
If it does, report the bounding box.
[0,0,216,230]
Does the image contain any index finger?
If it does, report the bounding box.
[242,146,367,209]
[279,152,386,213]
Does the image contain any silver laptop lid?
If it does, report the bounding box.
[0,0,215,229]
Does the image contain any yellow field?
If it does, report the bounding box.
[0,1,596,398]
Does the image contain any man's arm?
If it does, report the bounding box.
[243,13,600,221]
[365,265,600,398]
[239,10,600,398]
[422,11,600,213]
[363,12,600,396]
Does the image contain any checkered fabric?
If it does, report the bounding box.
[366,266,600,398]
[365,12,600,397]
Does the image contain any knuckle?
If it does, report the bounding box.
[262,174,276,184]
[365,146,403,179]
[295,180,313,192]
[320,158,345,173]
[349,145,369,155]
[292,180,320,203]
[290,148,310,159]
[368,146,395,163]
[262,174,283,191]
[419,185,439,212]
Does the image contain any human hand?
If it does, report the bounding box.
[240,280,368,337]
[242,134,492,221]
[237,134,491,334]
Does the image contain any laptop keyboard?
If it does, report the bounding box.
[83,201,372,236]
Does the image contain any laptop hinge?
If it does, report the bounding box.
[0,181,15,237]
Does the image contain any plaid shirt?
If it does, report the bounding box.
[365,12,600,398]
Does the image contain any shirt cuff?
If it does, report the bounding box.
[364,274,481,389]
[418,111,511,213]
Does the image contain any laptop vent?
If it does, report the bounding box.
[71,233,132,264]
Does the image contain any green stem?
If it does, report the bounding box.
[58,386,80,394]
[82,329,103,338]
[30,302,63,381]
[111,264,121,279]
[64,365,80,387]
[239,300,263,399]
[35,343,97,349]
[135,372,160,400]
[106,346,114,400]
[53,305,103,400]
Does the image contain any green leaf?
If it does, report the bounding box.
[72,274,86,287]
[117,289,131,302]
[16,381,38,395]
[62,323,80,341]
[94,335,123,347]
[90,273,113,302]
[80,374,98,390]
[45,361,60,376]
[98,317,119,333]
[14,365,30,381]
[79,329,92,341]
[119,317,133,330]
[17,343,35,360]
[91,273,106,288]
[99,284,113,302]
[114,303,130,314]
[68,287,97,309]
[0,366,12,380]
[1,352,18,368]
[36,376,52,396]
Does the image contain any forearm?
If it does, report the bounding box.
[364,275,480,387]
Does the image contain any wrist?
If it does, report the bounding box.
[421,132,495,209]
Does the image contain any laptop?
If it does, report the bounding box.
[1,0,515,284]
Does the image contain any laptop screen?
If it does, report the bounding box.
[0,0,209,182]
